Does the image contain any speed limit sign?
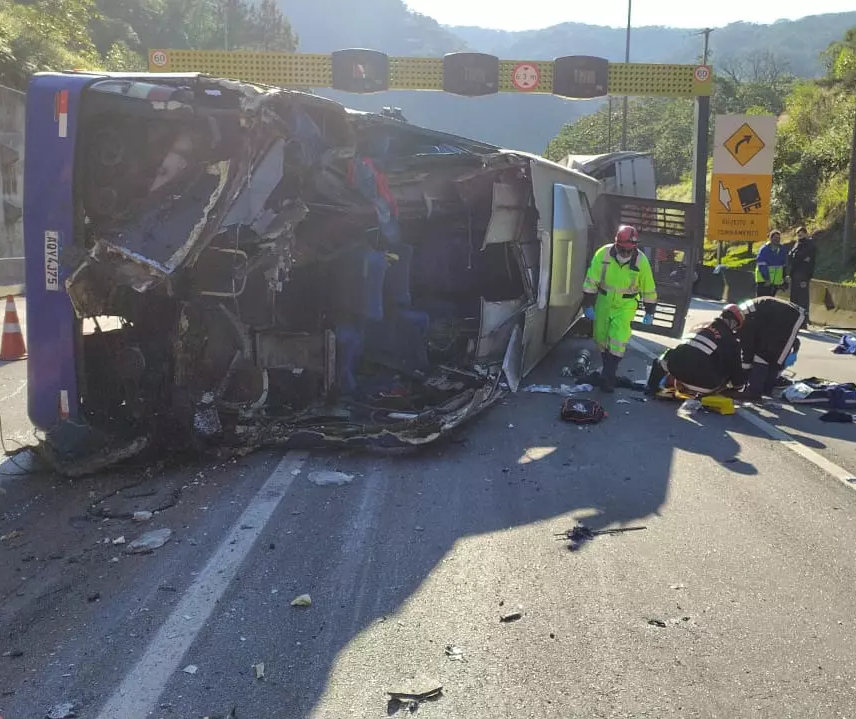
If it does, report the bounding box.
[512,63,541,92]
[150,50,169,68]
[693,65,711,83]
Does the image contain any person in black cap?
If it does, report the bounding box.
[788,226,816,326]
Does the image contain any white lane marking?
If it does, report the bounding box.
[0,379,26,404]
[736,406,856,488]
[95,451,308,719]
[627,337,856,489]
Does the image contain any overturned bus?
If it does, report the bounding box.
[23,72,697,475]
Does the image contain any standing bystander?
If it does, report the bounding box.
[788,226,816,326]
[755,230,789,297]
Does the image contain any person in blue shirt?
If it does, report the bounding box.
[754,230,789,297]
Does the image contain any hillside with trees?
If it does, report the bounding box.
[0,2,853,153]
[545,28,856,279]
[0,0,297,88]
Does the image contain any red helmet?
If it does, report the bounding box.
[721,303,745,329]
[614,225,639,251]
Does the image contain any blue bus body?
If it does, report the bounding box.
[23,71,604,475]
[24,74,91,429]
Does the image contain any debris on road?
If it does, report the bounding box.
[670,584,686,590]
[111,536,126,545]
[560,398,607,425]
[46,701,78,719]
[182,664,199,675]
[291,594,312,607]
[308,471,355,487]
[387,686,443,714]
[444,645,465,661]
[253,663,266,680]
[500,611,523,623]
[201,709,237,719]
[573,349,593,376]
[0,530,22,542]
[86,592,100,603]
[133,511,153,522]
[677,399,703,417]
[647,619,667,628]
[2,649,23,658]
[556,524,648,551]
[523,383,594,396]
[126,528,173,554]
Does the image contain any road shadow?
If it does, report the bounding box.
[134,330,764,719]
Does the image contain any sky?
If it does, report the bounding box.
[403,0,855,32]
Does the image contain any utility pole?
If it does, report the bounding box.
[698,27,713,65]
[695,28,720,263]
[620,0,632,150]
[223,0,230,51]
[843,92,856,264]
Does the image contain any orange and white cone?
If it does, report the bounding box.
[0,295,27,361]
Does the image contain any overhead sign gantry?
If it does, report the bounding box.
[147,49,713,242]
[148,49,712,99]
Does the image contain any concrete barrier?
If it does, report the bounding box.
[696,265,856,329]
[721,267,756,304]
[694,264,724,301]
[808,280,856,328]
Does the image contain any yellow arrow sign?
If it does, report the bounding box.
[723,123,766,167]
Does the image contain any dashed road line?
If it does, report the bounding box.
[95,451,308,719]
[628,337,856,490]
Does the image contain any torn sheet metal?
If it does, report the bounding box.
[41,72,598,475]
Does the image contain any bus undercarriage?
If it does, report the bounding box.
[44,76,552,475]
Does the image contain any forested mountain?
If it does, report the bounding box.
[279,3,856,152]
[452,13,856,78]
[0,1,852,153]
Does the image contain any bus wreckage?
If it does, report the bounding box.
[24,72,695,476]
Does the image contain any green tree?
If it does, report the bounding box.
[772,27,856,228]
[545,98,696,186]
[0,0,101,87]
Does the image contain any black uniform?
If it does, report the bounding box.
[737,297,805,396]
[788,237,816,322]
[646,317,745,396]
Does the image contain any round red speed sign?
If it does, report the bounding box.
[693,65,711,83]
[512,63,541,91]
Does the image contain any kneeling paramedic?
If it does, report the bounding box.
[646,305,746,397]
[582,225,657,392]
[736,296,804,398]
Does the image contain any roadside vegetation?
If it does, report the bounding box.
[547,30,856,282]
[0,0,297,89]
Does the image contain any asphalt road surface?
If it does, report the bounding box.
[2,299,856,719]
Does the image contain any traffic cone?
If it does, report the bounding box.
[0,295,27,361]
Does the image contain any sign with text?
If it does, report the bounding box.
[708,114,777,242]
[708,173,773,243]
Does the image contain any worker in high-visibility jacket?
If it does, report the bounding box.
[754,229,789,297]
[582,225,658,392]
